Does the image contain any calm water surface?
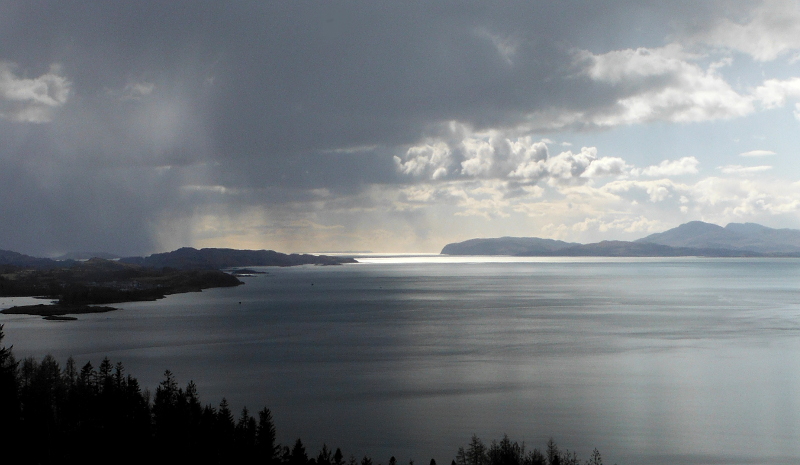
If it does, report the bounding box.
[3,257,800,465]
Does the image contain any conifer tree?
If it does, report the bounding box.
[333,448,345,465]
[113,361,125,390]
[153,370,180,437]
[256,407,280,464]
[291,438,310,465]
[216,397,237,459]
[457,435,488,465]
[78,361,96,392]
[545,439,560,465]
[236,406,257,449]
[98,357,113,392]
[526,448,546,465]
[63,356,78,387]
[317,444,333,465]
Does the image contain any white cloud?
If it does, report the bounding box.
[397,180,520,218]
[692,177,800,216]
[505,137,549,180]
[576,45,754,126]
[181,184,231,194]
[445,181,513,218]
[571,216,665,234]
[740,149,776,157]
[395,142,452,179]
[544,147,598,184]
[718,164,773,175]
[692,1,800,62]
[631,156,700,177]
[581,43,697,83]
[402,127,625,186]
[0,62,70,122]
[461,134,553,180]
[580,156,629,178]
[475,28,519,65]
[754,77,800,108]
[460,138,496,177]
[401,126,632,188]
[604,179,689,202]
[122,81,155,100]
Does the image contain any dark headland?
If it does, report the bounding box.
[0,247,356,318]
[441,221,800,257]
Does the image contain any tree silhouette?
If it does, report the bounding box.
[257,407,280,464]
[216,398,237,460]
[0,325,19,444]
[318,444,334,465]
[457,434,488,465]
[586,449,603,465]
[333,448,345,465]
[546,439,560,465]
[291,438,310,465]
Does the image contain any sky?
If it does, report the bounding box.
[3,1,800,256]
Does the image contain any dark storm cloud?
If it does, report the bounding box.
[0,1,742,255]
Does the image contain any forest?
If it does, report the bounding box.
[0,325,606,465]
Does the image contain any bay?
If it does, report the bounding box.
[3,257,800,465]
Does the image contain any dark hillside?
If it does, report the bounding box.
[121,247,356,269]
[441,237,578,255]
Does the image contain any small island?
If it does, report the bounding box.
[2,303,117,317]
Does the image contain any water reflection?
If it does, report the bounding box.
[2,258,800,464]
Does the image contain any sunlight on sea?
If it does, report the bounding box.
[348,253,712,265]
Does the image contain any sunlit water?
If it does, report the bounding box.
[3,257,800,465]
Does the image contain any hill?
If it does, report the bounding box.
[440,237,578,255]
[0,247,357,316]
[0,257,242,310]
[120,247,356,269]
[636,221,800,254]
[553,241,763,257]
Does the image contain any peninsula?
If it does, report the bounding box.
[0,247,357,317]
[441,221,800,257]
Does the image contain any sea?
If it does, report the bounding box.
[2,256,800,465]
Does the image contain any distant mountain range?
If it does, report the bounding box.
[0,249,72,269]
[0,247,357,270]
[440,221,800,257]
[634,221,800,254]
